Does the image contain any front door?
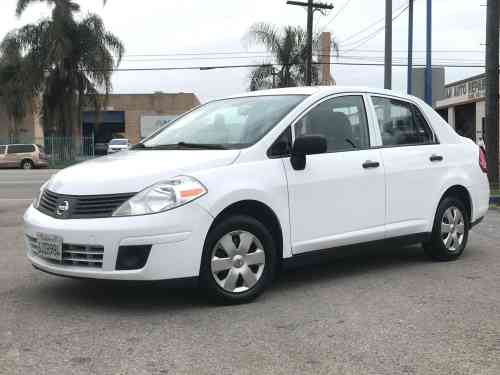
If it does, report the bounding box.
[284,94,386,254]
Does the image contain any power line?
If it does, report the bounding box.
[88,61,487,73]
[318,0,353,32]
[120,53,487,65]
[337,0,408,45]
[340,4,409,52]
[120,48,485,62]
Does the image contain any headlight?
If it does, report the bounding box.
[112,176,207,217]
[33,182,48,208]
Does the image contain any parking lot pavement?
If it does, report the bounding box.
[1,172,499,375]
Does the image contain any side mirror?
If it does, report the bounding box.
[290,135,327,170]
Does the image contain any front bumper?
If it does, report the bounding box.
[24,203,213,280]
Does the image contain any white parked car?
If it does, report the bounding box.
[24,87,490,304]
[107,138,129,154]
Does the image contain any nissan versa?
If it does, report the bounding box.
[24,87,490,304]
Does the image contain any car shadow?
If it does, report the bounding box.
[27,242,442,312]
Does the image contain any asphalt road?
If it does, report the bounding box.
[1,169,499,375]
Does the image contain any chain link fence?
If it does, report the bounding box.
[1,135,95,168]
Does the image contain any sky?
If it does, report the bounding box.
[0,0,488,102]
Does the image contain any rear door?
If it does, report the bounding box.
[4,145,19,167]
[369,95,446,237]
[284,94,386,254]
[6,144,34,167]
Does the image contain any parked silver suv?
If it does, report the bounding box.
[0,144,48,169]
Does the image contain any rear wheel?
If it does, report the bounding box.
[200,215,277,304]
[423,196,469,261]
[21,160,34,170]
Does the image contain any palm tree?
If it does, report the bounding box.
[245,23,338,91]
[2,0,124,140]
[0,37,32,142]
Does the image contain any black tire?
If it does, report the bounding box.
[199,215,277,305]
[423,196,469,261]
[21,159,34,170]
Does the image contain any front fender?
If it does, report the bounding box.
[193,159,293,258]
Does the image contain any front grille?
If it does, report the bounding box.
[38,190,135,219]
[27,235,104,268]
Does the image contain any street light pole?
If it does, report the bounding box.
[384,0,392,89]
[424,0,432,105]
[407,0,414,95]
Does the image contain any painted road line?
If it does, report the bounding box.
[0,181,48,184]
[0,198,34,202]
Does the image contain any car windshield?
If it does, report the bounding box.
[110,139,128,145]
[139,95,306,150]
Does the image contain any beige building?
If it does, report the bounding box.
[435,74,487,144]
[0,92,200,144]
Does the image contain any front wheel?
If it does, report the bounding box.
[423,196,469,261]
[200,215,277,304]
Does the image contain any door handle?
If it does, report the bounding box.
[362,160,380,169]
[430,154,443,162]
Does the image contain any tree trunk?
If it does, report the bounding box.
[485,0,499,184]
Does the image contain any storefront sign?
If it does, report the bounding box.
[445,76,486,100]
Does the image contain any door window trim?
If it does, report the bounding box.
[367,93,440,148]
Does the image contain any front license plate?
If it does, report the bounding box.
[36,233,63,261]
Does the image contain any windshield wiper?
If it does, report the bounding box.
[132,142,228,150]
[176,142,228,150]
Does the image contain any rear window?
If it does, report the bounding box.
[7,144,35,154]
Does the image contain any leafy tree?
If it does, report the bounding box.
[1,0,124,139]
[0,37,31,142]
[245,22,338,91]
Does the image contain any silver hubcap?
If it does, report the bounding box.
[211,230,266,293]
[441,206,465,252]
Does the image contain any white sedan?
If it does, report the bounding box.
[107,139,129,154]
[24,86,490,304]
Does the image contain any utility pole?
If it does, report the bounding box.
[287,0,333,86]
[384,0,392,89]
[424,0,432,105]
[407,0,414,95]
[485,0,499,184]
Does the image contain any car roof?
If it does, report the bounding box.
[221,86,417,101]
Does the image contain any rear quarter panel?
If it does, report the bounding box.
[429,139,489,227]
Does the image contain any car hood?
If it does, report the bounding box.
[46,149,240,195]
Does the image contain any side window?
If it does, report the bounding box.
[0,146,5,154]
[7,145,35,154]
[294,95,370,152]
[372,96,435,146]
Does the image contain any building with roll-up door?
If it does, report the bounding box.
[434,74,488,146]
[0,91,200,145]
